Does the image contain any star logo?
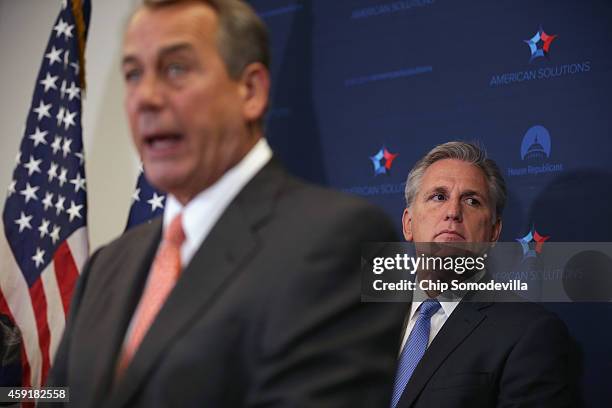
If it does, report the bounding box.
[55,195,66,215]
[147,192,165,212]
[66,201,84,222]
[524,26,557,63]
[50,225,61,244]
[45,46,63,66]
[38,219,50,239]
[23,155,42,176]
[42,192,54,211]
[14,211,33,233]
[39,72,58,93]
[29,127,49,147]
[19,183,39,204]
[369,146,399,176]
[32,101,52,122]
[516,225,550,259]
[69,172,86,193]
[32,247,46,269]
[66,81,81,101]
[58,167,68,187]
[132,188,141,203]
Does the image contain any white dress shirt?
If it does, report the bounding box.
[163,138,272,267]
[121,138,272,347]
[398,270,486,353]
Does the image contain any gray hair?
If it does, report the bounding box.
[141,0,270,79]
[404,141,507,220]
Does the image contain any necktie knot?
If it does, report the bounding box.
[165,213,185,247]
[419,299,441,319]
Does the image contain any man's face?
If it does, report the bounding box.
[402,159,502,244]
[122,2,257,203]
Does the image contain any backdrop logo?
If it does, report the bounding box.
[524,26,557,63]
[370,146,398,175]
[342,146,404,196]
[521,125,551,160]
[517,226,550,259]
[489,26,590,87]
[351,0,436,20]
[507,125,564,177]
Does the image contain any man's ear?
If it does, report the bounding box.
[402,208,414,242]
[490,218,502,242]
[239,62,270,122]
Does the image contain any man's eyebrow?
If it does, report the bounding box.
[121,54,139,67]
[461,189,485,197]
[461,189,489,201]
[122,42,195,66]
[158,42,196,58]
[423,186,449,196]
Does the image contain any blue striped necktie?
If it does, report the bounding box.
[390,298,441,408]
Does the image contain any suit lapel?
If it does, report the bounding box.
[107,160,284,408]
[77,219,162,407]
[397,299,490,408]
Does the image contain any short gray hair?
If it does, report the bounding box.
[141,0,270,79]
[404,141,507,220]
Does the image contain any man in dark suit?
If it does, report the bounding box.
[391,141,576,407]
[47,0,403,406]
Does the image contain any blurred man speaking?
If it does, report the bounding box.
[47,1,402,407]
[391,141,575,408]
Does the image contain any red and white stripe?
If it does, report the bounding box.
[0,219,88,388]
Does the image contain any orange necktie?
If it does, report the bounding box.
[116,213,185,376]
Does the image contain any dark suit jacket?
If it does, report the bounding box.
[46,160,405,407]
[396,289,577,408]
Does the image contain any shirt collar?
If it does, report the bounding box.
[409,269,487,321]
[408,295,457,323]
[163,138,272,255]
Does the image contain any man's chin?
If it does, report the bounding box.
[145,168,216,204]
[414,241,487,257]
[433,233,466,242]
[143,168,184,195]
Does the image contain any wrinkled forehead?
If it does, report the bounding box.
[420,159,490,196]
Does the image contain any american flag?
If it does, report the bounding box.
[0,0,91,389]
[126,170,166,230]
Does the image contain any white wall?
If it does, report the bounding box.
[0,0,141,252]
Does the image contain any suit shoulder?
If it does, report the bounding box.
[483,300,566,330]
[279,176,398,239]
[283,175,391,218]
[91,217,161,260]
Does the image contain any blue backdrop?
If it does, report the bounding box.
[250,0,612,405]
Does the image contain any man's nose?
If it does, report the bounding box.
[133,73,164,111]
[444,198,462,221]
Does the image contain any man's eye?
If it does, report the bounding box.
[431,193,445,201]
[124,69,142,83]
[166,63,187,78]
[466,197,481,206]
